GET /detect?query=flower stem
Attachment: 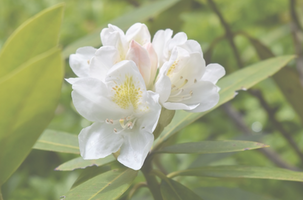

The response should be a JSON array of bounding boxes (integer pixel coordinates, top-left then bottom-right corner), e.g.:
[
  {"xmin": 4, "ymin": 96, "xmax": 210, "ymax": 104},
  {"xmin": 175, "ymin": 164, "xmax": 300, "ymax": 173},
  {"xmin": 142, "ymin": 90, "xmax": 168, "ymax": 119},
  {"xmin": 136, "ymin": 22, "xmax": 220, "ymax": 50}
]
[
  {"xmin": 0, "ymin": 188, "xmax": 3, "ymax": 200},
  {"xmin": 141, "ymin": 158, "xmax": 163, "ymax": 200}
]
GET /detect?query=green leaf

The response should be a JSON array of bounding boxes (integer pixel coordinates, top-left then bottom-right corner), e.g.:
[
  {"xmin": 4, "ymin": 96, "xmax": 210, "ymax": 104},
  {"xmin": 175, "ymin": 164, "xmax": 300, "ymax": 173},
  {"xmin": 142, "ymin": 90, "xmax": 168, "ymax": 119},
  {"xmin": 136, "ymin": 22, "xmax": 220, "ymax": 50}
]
[
  {"xmin": 55, "ymin": 156, "xmax": 115, "ymax": 171},
  {"xmin": 194, "ymin": 187, "xmax": 277, "ymax": 200},
  {"xmin": 153, "ymin": 55, "xmax": 295, "ymax": 150},
  {"xmin": 0, "ymin": 4, "xmax": 64, "ymax": 79},
  {"xmin": 244, "ymin": 34, "xmax": 303, "ymax": 125},
  {"xmin": 0, "ymin": 48, "xmax": 63, "ymax": 186},
  {"xmin": 167, "ymin": 165, "xmax": 303, "ymax": 182},
  {"xmin": 156, "ymin": 140, "xmax": 268, "ymax": 154},
  {"xmin": 64, "ymin": 167, "xmax": 138, "ymax": 200},
  {"xmin": 33, "ymin": 130, "xmax": 79, "ymax": 154},
  {"xmin": 62, "ymin": 0, "xmax": 180, "ymax": 58},
  {"xmin": 160, "ymin": 178, "xmax": 203, "ymax": 200}
]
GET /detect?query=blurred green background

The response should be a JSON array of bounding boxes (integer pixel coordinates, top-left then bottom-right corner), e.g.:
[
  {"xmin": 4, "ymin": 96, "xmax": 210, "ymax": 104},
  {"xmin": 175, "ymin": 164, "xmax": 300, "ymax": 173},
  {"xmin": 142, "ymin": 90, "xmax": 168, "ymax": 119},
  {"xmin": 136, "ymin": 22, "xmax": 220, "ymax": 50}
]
[{"xmin": 1, "ymin": 0, "xmax": 303, "ymax": 199}]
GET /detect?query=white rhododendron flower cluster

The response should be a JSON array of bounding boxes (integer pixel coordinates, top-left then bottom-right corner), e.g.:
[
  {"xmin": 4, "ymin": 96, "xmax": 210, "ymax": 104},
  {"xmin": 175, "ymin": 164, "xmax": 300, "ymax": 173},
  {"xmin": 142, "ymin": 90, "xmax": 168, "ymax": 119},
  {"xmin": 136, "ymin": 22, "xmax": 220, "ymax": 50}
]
[{"xmin": 67, "ymin": 23, "xmax": 225, "ymax": 170}]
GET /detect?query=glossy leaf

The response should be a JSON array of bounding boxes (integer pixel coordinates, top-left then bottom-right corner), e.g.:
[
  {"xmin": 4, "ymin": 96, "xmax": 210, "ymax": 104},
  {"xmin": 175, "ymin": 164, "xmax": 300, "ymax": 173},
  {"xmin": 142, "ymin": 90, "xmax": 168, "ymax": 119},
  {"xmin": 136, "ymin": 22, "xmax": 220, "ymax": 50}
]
[
  {"xmin": 0, "ymin": 48, "xmax": 63, "ymax": 186},
  {"xmin": 55, "ymin": 155, "xmax": 115, "ymax": 171},
  {"xmin": 156, "ymin": 140, "xmax": 268, "ymax": 154},
  {"xmin": 0, "ymin": 4, "xmax": 64, "ymax": 79},
  {"xmin": 62, "ymin": 0, "xmax": 180, "ymax": 58},
  {"xmin": 153, "ymin": 55, "xmax": 295, "ymax": 150},
  {"xmin": 64, "ymin": 167, "xmax": 138, "ymax": 200},
  {"xmin": 245, "ymin": 34, "xmax": 303, "ymax": 125},
  {"xmin": 160, "ymin": 178, "xmax": 203, "ymax": 200},
  {"xmin": 195, "ymin": 187, "xmax": 277, "ymax": 200},
  {"xmin": 33, "ymin": 130, "xmax": 79, "ymax": 154},
  {"xmin": 168, "ymin": 165, "xmax": 303, "ymax": 182}
]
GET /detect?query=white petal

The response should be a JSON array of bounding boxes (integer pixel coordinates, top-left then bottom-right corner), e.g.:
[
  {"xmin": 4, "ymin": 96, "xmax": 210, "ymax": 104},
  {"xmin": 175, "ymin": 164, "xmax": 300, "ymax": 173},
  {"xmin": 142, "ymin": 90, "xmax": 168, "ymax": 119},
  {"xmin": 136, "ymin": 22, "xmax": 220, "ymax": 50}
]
[
  {"xmin": 118, "ymin": 130, "xmax": 154, "ymax": 170},
  {"xmin": 145, "ymin": 43, "xmax": 158, "ymax": 89},
  {"xmin": 184, "ymin": 81, "xmax": 220, "ymax": 112},
  {"xmin": 125, "ymin": 40, "xmax": 151, "ymax": 87},
  {"xmin": 65, "ymin": 77, "xmax": 81, "ymax": 84},
  {"xmin": 167, "ymin": 32, "xmax": 187, "ymax": 52},
  {"xmin": 163, "ymin": 101, "xmax": 199, "ymax": 110},
  {"xmin": 126, "ymin": 23, "xmax": 151, "ymax": 46},
  {"xmin": 136, "ymin": 91, "xmax": 162, "ymax": 132},
  {"xmin": 180, "ymin": 40, "xmax": 203, "ymax": 55},
  {"xmin": 100, "ymin": 24, "xmax": 128, "ymax": 58},
  {"xmin": 202, "ymin": 63, "xmax": 226, "ymax": 84},
  {"xmin": 79, "ymin": 122, "xmax": 123, "ymax": 159},
  {"xmin": 69, "ymin": 46, "xmax": 97, "ymax": 77},
  {"xmin": 155, "ymin": 68, "xmax": 172, "ymax": 104},
  {"xmin": 72, "ymin": 78, "xmax": 123, "ymax": 122},
  {"xmin": 89, "ymin": 46, "xmax": 119, "ymax": 81},
  {"xmin": 106, "ymin": 60, "xmax": 146, "ymax": 90},
  {"xmin": 152, "ymin": 29, "xmax": 173, "ymax": 67}
]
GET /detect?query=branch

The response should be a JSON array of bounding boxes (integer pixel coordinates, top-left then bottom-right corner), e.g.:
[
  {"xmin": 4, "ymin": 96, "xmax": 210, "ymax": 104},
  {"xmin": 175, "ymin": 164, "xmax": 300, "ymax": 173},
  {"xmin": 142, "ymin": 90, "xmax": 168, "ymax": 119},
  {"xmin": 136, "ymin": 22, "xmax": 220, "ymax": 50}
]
[
  {"xmin": 207, "ymin": 0, "xmax": 244, "ymax": 68},
  {"xmin": 222, "ymin": 102, "xmax": 299, "ymax": 171},
  {"xmin": 249, "ymin": 89, "xmax": 303, "ymax": 165}
]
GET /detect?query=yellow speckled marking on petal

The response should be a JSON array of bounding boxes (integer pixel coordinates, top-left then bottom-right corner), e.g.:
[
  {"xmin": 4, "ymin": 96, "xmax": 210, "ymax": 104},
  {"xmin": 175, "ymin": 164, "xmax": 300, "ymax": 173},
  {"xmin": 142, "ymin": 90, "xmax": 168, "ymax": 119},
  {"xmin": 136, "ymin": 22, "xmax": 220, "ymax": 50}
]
[
  {"xmin": 167, "ymin": 60, "xmax": 178, "ymax": 77},
  {"xmin": 112, "ymin": 75, "xmax": 142, "ymax": 110}
]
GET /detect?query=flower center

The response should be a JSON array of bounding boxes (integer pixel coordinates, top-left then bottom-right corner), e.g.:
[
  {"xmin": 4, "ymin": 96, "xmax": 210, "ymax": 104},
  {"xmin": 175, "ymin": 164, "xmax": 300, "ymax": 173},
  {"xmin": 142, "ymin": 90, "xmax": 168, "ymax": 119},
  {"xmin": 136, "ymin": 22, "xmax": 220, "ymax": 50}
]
[{"xmin": 112, "ymin": 75, "xmax": 143, "ymax": 110}]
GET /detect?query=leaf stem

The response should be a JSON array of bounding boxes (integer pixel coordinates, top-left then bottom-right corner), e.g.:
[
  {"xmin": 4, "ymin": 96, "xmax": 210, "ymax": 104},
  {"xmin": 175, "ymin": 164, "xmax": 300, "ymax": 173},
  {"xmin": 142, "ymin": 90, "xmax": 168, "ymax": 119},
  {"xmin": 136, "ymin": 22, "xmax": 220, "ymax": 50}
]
[
  {"xmin": 126, "ymin": 182, "xmax": 147, "ymax": 200},
  {"xmin": 141, "ymin": 157, "xmax": 163, "ymax": 200}
]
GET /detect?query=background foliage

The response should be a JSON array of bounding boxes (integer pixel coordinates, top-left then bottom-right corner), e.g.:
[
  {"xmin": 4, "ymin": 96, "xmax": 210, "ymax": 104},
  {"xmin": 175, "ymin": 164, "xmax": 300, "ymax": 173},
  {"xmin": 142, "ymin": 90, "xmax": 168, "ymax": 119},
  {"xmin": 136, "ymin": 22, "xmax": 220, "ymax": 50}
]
[{"xmin": 1, "ymin": 0, "xmax": 303, "ymax": 199}]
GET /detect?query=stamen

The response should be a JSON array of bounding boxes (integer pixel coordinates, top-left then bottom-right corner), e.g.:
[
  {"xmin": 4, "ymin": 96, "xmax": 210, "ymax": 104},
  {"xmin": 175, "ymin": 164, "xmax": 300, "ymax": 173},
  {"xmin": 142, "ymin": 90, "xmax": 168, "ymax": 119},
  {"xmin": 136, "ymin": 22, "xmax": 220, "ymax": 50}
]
[
  {"xmin": 114, "ymin": 128, "xmax": 117, "ymax": 133},
  {"xmin": 194, "ymin": 79, "xmax": 197, "ymax": 83},
  {"xmin": 180, "ymin": 76, "xmax": 183, "ymax": 79},
  {"xmin": 106, "ymin": 119, "xmax": 110, "ymax": 124},
  {"xmin": 170, "ymin": 89, "xmax": 183, "ymax": 97},
  {"xmin": 87, "ymin": 60, "xmax": 90, "ymax": 64},
  {"xmin": 109, "ymin": 119, "xmax": 114, "ymax": 124},
  {"xmin": 119, "ymin": 119, "xmax": 125, "ymax": 128}
]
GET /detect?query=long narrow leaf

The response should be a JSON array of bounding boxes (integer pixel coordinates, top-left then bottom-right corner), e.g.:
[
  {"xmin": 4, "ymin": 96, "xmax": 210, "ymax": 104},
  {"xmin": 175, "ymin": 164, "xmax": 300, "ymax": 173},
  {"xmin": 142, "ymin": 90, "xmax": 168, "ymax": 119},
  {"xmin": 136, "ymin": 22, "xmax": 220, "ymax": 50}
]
[
  {"xmin": 168, "ymin": 166, "xmax": 303, "ymax": 182},
  {"xmin": 156, "ymin": 140, "xmax": 268, "ymax": 154}
]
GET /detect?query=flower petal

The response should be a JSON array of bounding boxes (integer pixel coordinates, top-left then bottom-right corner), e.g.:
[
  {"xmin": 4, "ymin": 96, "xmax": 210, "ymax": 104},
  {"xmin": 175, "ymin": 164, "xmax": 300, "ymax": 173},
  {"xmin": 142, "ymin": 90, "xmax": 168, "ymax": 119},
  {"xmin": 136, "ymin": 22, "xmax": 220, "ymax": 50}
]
[
  {"xmin": 163, "ymin": 101, "xmax": 199, "ymax": 110},
  {"xmin": 184, "ymin": 81, "xmax": 220, "ymax": 112},
  {"xmin": 145, "ymin": 43, "xmax": 158, "ymax": 89},
  {"xmin": 118, "ymin": 130, "xmax": 154, "ymax": 170},
  {"xmin": 155, "ymin": 68, "xmax": 172, "ymax": 104},
  {"xmin": 126, "ymin": 23, "xmax": 151, "ymax": 46},
  {"xmin": 180, "ymin": 40, "xmax": 203, "ymax": 55},
  {"xmin": 101, "ymin": 24, "xmax": 128, "ymax": 59},
  {"xmin": 79, "ymin": 122, "xmax": 123, "ymax": 159},
  {"xmin": 136, "ymin": 91, "xmax": 162, "ymax": 132},
  {"xmin": 125, "ymin": 40, "xmax": 151, "ymax": 87},
  {"xmin": 152, "ymin": 29, "xmax": 173, "ymax": 67},
  {"xmin": 72, "ymin": 78, "xmax": 123, "ymax": 122},
  {"xmin": 69, "ymin": 46, "xmax": 97, "ymax": 77},
  {"xmin": 166, "ymin": 32, "xmax": 187, "ymax": 52},
  {"xmin": 89, "ymin": 46, "xmax": 120, "ymax": 81},
  {"xmin": 202, "ymin": 63, "xmax": 226, "ymax": 84}
]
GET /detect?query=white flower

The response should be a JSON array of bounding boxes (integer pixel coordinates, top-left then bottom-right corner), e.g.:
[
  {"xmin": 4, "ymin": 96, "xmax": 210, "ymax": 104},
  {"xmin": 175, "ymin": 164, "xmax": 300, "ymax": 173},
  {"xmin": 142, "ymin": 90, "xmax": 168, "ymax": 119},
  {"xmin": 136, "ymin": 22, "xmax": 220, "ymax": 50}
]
[
  {"xmin": 153, "ymin": 30, "xmax": 225, "ymax": 112},
  {"xmin": 70, "ymin": 60, "xmax": 161, "ymax": 170},
  {"xmin": 68, "ymin": 23, "xmax": 158, "ymax": 90}
]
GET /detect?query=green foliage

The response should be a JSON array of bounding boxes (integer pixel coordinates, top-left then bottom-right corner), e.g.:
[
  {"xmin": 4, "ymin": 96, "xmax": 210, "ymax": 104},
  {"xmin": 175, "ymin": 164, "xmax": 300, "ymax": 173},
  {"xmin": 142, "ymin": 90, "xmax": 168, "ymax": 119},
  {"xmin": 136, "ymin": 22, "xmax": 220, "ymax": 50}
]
[
  {"xmin": 64, "ymin": 167, "xmax": 138, "ymax": 199},
  {"xmin": 33, "ymin": 130, "xmax": 79, "ymax": 154},
  {"xmin": 56, "ymin": 156, "xmax": 115, "ymax": 171},
  {"xmin": 160, "ymin": 178, "xmax": 203, "ymax": 200},
  {"xmin": 2, "ymin": 0, "xmax": 303, "ymax": 199},
  {"xmin": 156, "ymin": 140, "xmax": 268, "ymax": 154},
  {"xmin": 167, "ymin": 165, "xmax": 303, "ymax": 182},
  {"xmin": 0, "ymin": 4, "xmax": 64, "ymax": 187}
]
